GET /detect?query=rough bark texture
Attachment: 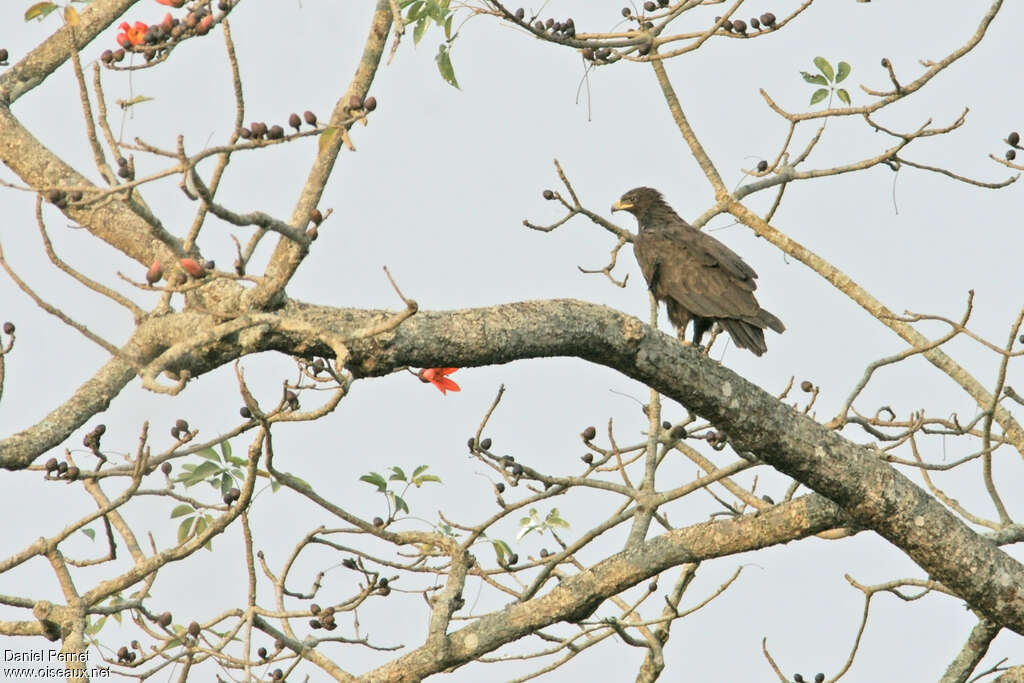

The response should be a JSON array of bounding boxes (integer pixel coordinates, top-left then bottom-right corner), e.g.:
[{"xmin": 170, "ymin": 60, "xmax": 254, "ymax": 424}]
[{"xmin": 3, "ymin": 298, "xmax": 1022, "ymax": 637}]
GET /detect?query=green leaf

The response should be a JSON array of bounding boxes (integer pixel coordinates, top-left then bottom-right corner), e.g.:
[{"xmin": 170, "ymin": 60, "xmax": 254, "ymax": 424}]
[
  {"xmin": 444, "ymin": 14, "xmax": 454, "ymax": 41},
  {"xmin": 85, "ymin": 616, "xmax": 106, "ymax": 636},
  {"xmin": 405, "ymin": 0, "xmax": 423, "ymax": 20},
  {"xmin": 177, "ymin": 517, "xmax": 195, "ymax": 543},
  {"xmin": 198, "ymin": 447, "xmax": 221, "ymax": 462},
  {"xmin": 836, "ymin": 61, "xmax": 851, "ymax": 83},
  {"xmin": 436, "ymin": 45, "xmax": 460, "ymax": 89},
  {"xmin": 24, "ymin": 2, "xmax": 57, "ymax": 21},
  {"xmin": 809, "ymin": 88, "xmax": 829, "ymax": 105},
  {"xmin": 413, "ymin": 16, "xmax": 429, "ymax": 45},
  {"xmin": 170, "ymin": 504, "xmax": 195, "ymax": 519},
  {"xmin": 219, "ymin": 440, "xmax": 232, "ymax": 460},
  {"xmin": 425, "ymin": 0, "xmax": 446, "ymax": 22},
  {"xmin": 813, "ymin": 56, "xmax": 834, "ymax": 82},
  {"xmin": 389, "ymin": 466, "xmax": 407, "ymax": 482},
  {"xmin": 220, "ymin": 472, "xmax": 232, "ymax": 495},
  {"xmin": 191, "ymin": 460, "xmax": 222, "ymax": 480},
  {"xmin": 394, "ymin": 494, "xmax": 410, "ymax": 515},
  {"xmin": 491, "ymin": 539, "xmax": 512, "ymax": 562},
  {"xmin": 799, "ymin": 71, "xmax": 828, "ymax": 86},
  {"xmin": 836, "ymin": 88, "xmax": 851, "ymax": 105},
  {"xmin": 81, "ymin": 528, "xmax": 96, "ymax": 541},
  {"xmin": 414, "ymin": 474, "xmax": 442, "ymax": 487},
  {"xmin": 359, "ymin": 472, "xmax": 388, "ymax": 492},
  {"xmin": 412, "ymin": 465, "xmax": 429, "ymax": 478}
]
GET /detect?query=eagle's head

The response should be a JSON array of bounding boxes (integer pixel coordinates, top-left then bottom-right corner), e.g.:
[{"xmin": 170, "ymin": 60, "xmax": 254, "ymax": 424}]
[{"xmin": 611, "ymin": 187, "xmax": 666, "ymax": 219}]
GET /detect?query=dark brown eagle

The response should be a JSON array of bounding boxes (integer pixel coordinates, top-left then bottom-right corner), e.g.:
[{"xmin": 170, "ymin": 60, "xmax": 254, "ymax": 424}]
[{"xmin": 612, "ymin": 187, "xmax": 784, "ymax": 356}]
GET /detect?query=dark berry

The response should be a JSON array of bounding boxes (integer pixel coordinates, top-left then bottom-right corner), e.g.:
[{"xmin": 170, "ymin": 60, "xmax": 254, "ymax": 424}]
[
  {"xmin": 582, "ymin": 48, "xmax": 594, "ymax": 60},
  {"xmin": 760, "ymin": 12, "xmax": 776, "ymax": 26},
  {"xmin": 117, "ymin": 646, "xmax": 128, "ymax": 660},
  {"xmin": 514, "ymin": 8, "xmax": 525, "ymax": 20},
  {"xmin": 113, "ymin": 49, "xmax": 125, "ymax": 62},
  {"xmin": 288, "ymin": 113, "xmax": 301, "ymax": 131},
  {"xmin": 65, "ymin": 466, "xmax": 79, "ymax": 480},
  {"xmin": 581, "ymin": 453, "xmax": 593, "ymax": 464},
  {"xmin": 378, "ymin": 577, "xmax": 389, "ymax": 588},
  {"xmin": 57, "ymin": 462, "xmax": 68, "ymax": 474},
  {"xmin": 814, "ymin": 675, "xmax": 824, "ymax": 683},
  {"xmin": 542, "ymin": 189, "xmax": 554, "ymax": 200},
  {"xmin": 364, "ymin": 97, "xmax": 377, "ymax": 111},
  {"xmin": 481, "ymin": 438, "xmax": 492, "ymax": 450},
  {"xmin": 158, "ymin": 612, "xmax": 172, "ymax": 627},
  {"xmin": 794, "ymin": 675, "xmax": 804, "ymax": 683},
  {"xmin": 310, "ymin": 208, "xmax": 323, "ymax": 225},
  {"xmin": 250, "ymin": 121, "xmax": 267, "ymax": 138},
  {"xmin": 750, "ymin": 17, "xmax": 760, "ymax": 29},
  {"xmin": 161, "ymin": 462, "xmax": 172, "ymax": 475},
  {"xmin": 131, "ymin": 641, "xmax": 140, "ymax": 650},
  {"xmin": 757, "ymin": 160, "xmax": 768, "ymax": 172},
  {"xmin": 257, "ymin": 647, "xmax": 268, "ymax": 659},
  {"xmin": 272, "ymin": 669, "xmax": 283, "ymax": 680},
  {"xmin": 648, "ymin": 581, "xmax": 657, "ymax": 591},
  {"xmin": 188, "ymin": 621, "xmax": 200, "ymax": 637},
  {"xmin": 732, "ymin": 19, "xmax": 746, "ymax": 33},
  {"xmin": 545, "ymin": 18, "xmax": 554, "ymax": 28},
  {"xmin": 658, "ymin": 0, "xmax": 669, "ymax": 5},
  {"xmin": 229, "ymin": 487, "xmax": 240, "ymax": 501},
  {"xmin": 45, "ymin": 458, "xmax": 58, "ymax": 472},
  {"xmin": 496, "ymin": 482, "xmax": 505, "ymax": 493},
  {"xmin": 240, "ymin": 406, "xmax": 252, "ymax": 418},
  {"xmin": 508, "ymin": 553, "xmax": 519, "ymax": 565},
  {"xmin": 1008, "ymin": 131, "xmax": 1020, "ymax": 146},
  {"xmin": 622, "ymin": 7, "xmax": 631, "ymax": 18},
  {"xmin": 309, "ymin": 619, "xmax": 321, "ymax": 629},
  {"xmin": 2, "ymin": 321, "xmax": 14, "ymax": 334},
  {"xmin": 349, "ymin": 94, "xmax": 363, "ymax": 110},
  {"xmin": 373, "ymin": 517, "xmax": 384, "ymax": 527},
  {"xmin": 1007, "ymin": 150, "xmax": 1017, "ymax": 161},
  {"xmin": 880, "ymin": 58, "xmax": 890, "ymax": 68},
  {"xmin": 310, "ymin": 603, "xmax": 321, "ymax": 614},
  {"xmin": 800, "ymin": 380, "xmax": 813, "ymax": 392},
  {"xmin": 762, "ymin": 494, "xmax": 775, "ymax": 504},
  {"xmin": 582, "ymin": 426, "xmax": 597, "ymax": 441},
  {"xmin": 117, "ymin": 166, "xmax": 131, "ymax": 179},
  {"xmin": 643, "ymin": 1, "xmax": 656, "ymax": 11},
  {"xmin": 101, "ymin": 50, "xmax": 114, "ymax": 63},
  {"xmin": 467, "ymin": 437, "xmax": 476, "ymax": 450},
  {"xmin": 0, "ymin": 49, "xmax": 8, "ymax": 63},
  {"xmin": 267, "ymin": 125, "xmax": 284, "ymax": 140},
  {"xmin": 303, "ymin": 110, "xmax": 317, "ymax": 126},
  {"xmin": 511, "ymin": 463, "xmax": 523, "ymax": 475},
  {"xmin": 175, "ymin": 419, "xmax": 188, "ymax": 432}
]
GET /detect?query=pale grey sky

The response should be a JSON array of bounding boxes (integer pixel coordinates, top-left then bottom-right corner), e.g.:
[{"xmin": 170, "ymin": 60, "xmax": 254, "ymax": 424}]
[{"xmin": 1, "ymin": 1, "xmax": 1022, "ymax": 680}]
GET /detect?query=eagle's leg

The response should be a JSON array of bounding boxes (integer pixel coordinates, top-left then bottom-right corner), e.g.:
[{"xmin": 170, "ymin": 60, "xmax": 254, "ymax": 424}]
[{"xmin": 691, "ymin": 316, "xmax": 713, "ymax": 349}]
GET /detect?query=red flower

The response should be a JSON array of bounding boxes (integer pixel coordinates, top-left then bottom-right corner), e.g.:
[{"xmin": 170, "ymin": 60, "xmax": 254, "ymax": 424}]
[
  {"xmin": 418, "ymin": 368, "xmax": 460, "ymax": 395},
  {"xmin": 156, "ymin": 0, "xmax": 186, "ymax": 7},
  {"xmin": 117, "ymin": 21, "xmax": 149, "ymax": 47}
]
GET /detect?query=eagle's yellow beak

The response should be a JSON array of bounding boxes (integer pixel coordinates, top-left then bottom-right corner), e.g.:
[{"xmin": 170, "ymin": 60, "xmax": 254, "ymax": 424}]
[{"xmin": 611, "ymin": 199, "xmax": 633, "ymax": 212}]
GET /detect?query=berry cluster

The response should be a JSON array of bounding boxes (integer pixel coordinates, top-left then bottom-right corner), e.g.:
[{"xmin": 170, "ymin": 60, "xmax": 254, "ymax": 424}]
[
  {"xmin": 509, "ymin": 7, "xmax": 577, "ymax": 39},
  {"xmin": 239, "ymin": 110, "xmax": 320, "ymax": 141},
  {"xmin": 715, "ymin": 12, "xmax": 777, "ymax": 34},
  {"xmin": 43, "ymin": 188, "xmax": 84, "ymax": 208},
  {"xmin": 101, "ymin": 2, "xmax": 234, "ymax": 66},
  {"xmin": 308, "ymin": 603, "xmax": 339, "ymax": 631},
  {"xmin": 1005, "ymin": 130, "xmax": 1021, "ymax": 161},
  {"xmin": 44, "ymin": 457, "xmax": 80, "ymax": 481},
  {"xmin": 114, "ymin": 642, "xmax": 139, "ymax": 664}
]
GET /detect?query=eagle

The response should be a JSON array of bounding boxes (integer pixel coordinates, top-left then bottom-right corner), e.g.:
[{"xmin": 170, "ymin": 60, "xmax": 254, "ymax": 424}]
[{"xmin": 612, "ymin": 187, "xmax": 784, "ymax": 356}]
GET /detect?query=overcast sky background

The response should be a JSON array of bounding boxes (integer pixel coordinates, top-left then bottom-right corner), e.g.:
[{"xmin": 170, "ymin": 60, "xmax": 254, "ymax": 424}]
[{"xmin": 1, "ymin": 0, "xmax": 1023, "ymax": 680}]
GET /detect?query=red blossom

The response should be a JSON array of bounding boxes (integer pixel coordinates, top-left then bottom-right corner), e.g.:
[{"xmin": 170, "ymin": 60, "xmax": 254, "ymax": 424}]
[
  {"xmin": 418, "ymin": 368, "xmax": 460, "ymax": 395},
  {"xmin": 117, "ymin": 21, "xmax": 149, "ymax": 47},
  {"xmin": 156, "ymin": 0, "xmax": 186, "ymax": 7}
]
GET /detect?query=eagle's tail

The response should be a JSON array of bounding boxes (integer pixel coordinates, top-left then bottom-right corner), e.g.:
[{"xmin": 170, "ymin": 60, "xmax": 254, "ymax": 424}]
[
  {"xmin": 758, "ymin": 309, "xmax": 785, "ymax": 333},
  {"xmin": 719, "ymin": 310, "xmax": 784, "ymax": 356},
  {"xmin": 719, "ymin": 319, "xmax": 768, "ymax": 356}
]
